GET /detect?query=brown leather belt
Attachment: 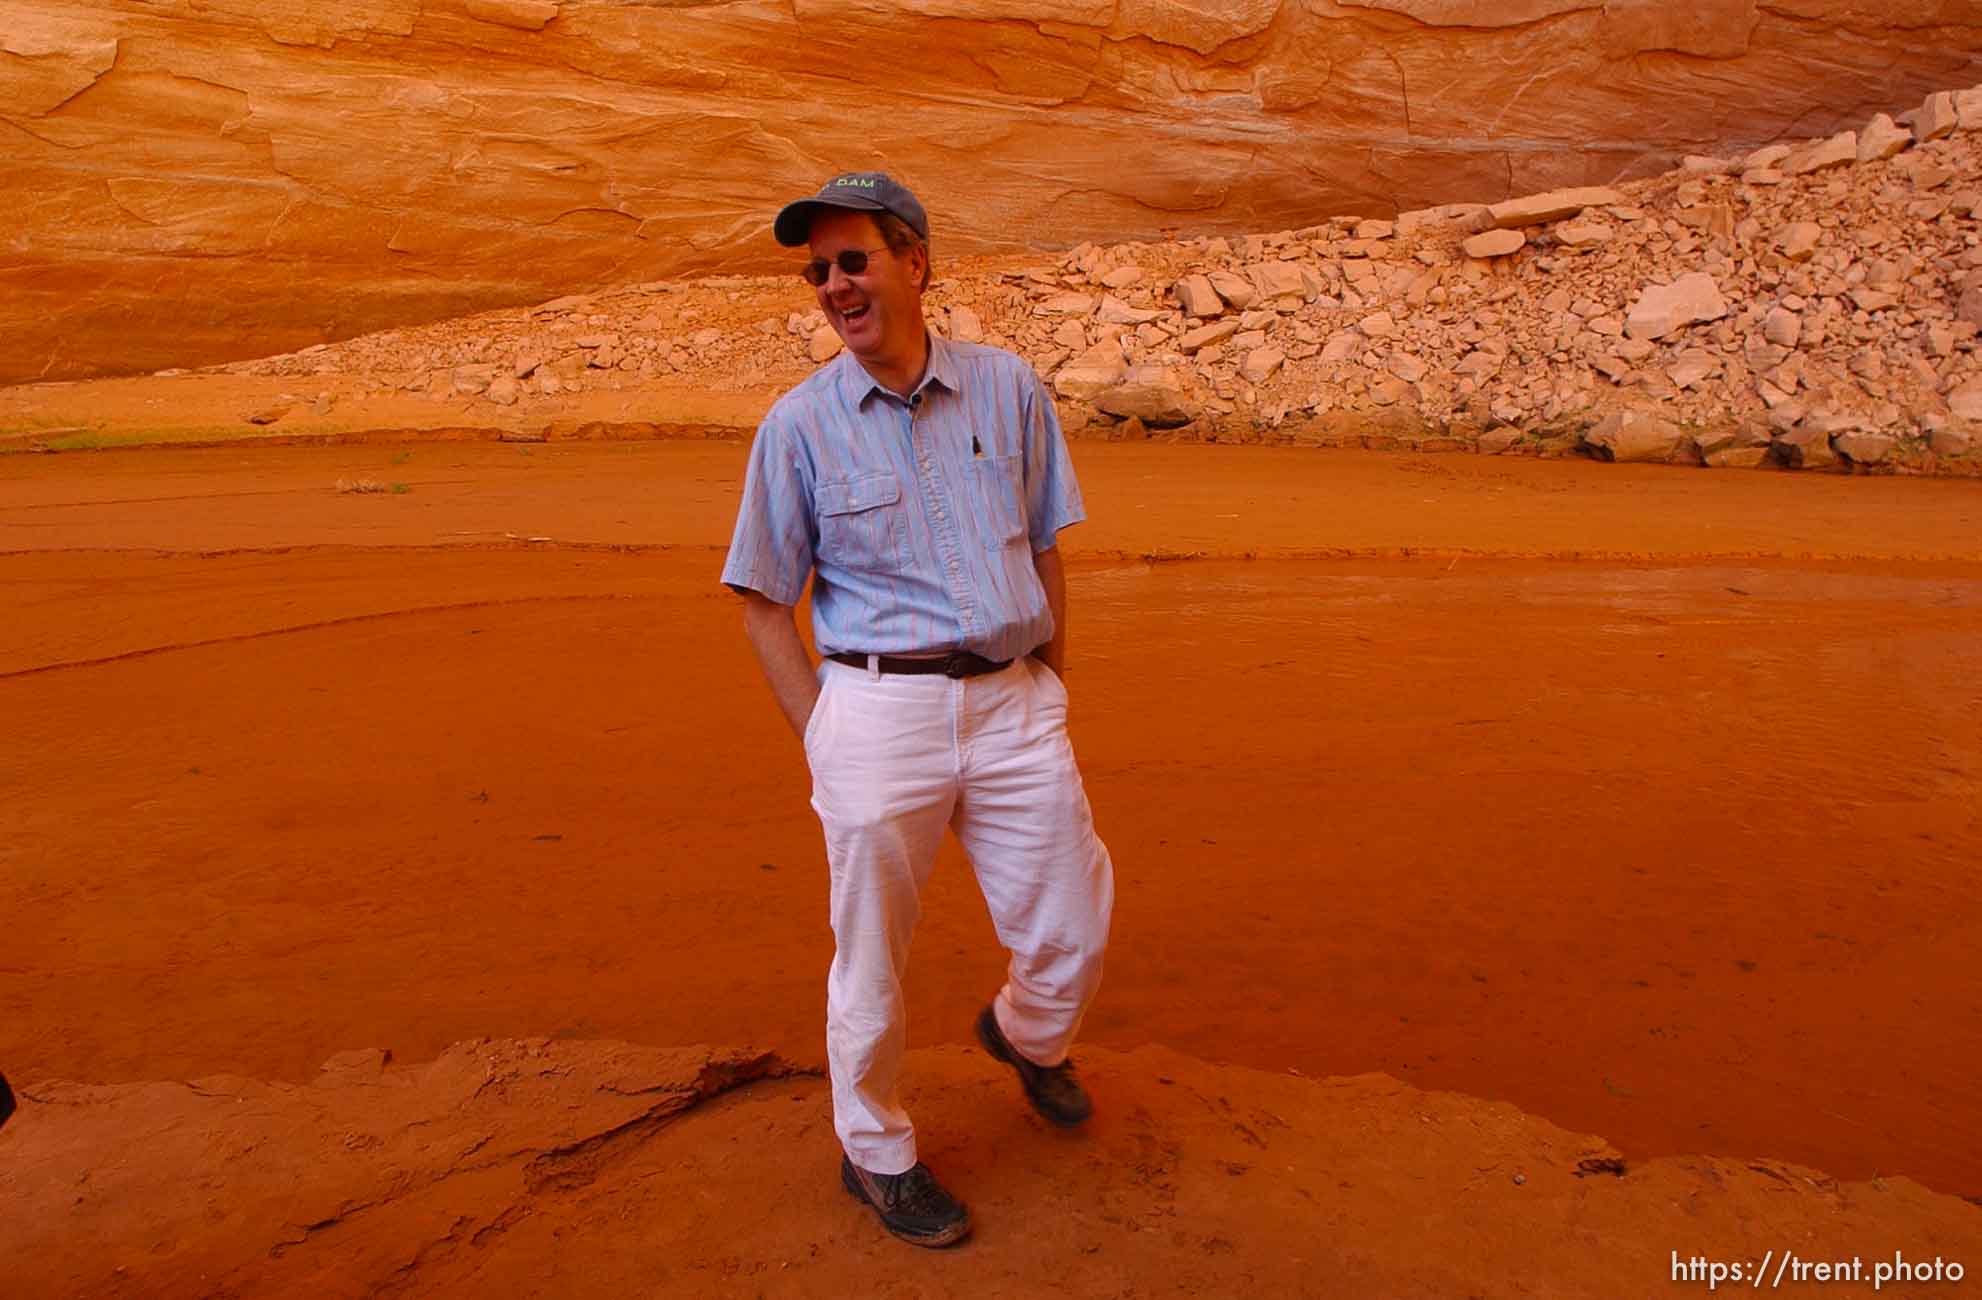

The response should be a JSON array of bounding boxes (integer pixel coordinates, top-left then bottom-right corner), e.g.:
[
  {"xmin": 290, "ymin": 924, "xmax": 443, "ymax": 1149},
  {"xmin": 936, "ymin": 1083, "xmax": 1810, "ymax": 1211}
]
[{"xmin": 828, "ymin": 650, "xmax": 1014, "ymax": 679}]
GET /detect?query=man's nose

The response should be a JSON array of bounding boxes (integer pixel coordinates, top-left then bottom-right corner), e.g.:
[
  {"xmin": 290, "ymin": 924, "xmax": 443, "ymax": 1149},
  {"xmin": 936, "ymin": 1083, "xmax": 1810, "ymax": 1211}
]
[{"xmin": 824, "ymin": 260, "xmax": 855, "ymax": 294}]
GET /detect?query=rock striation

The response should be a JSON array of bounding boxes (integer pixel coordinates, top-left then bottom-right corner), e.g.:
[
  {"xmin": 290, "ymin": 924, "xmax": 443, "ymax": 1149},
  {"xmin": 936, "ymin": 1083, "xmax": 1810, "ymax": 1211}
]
[
  {"xmin": 165, "ymin": 80, "xmax": 1982, "ymax": 476},
  {"xmin": 4, "ymin": 0, "xmax": 1982, "ymax": 383}
]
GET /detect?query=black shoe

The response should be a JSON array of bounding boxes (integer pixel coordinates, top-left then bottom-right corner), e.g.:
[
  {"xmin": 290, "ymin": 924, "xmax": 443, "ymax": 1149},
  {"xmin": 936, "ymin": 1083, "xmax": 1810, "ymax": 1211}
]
[
  {"xmin": 840, "ymin": 1157, "xmax": 972, "ymax": 1248},
  {"xmin": 976, "ymin": 1004, "xmax": 1092, "ymax": 1128}
]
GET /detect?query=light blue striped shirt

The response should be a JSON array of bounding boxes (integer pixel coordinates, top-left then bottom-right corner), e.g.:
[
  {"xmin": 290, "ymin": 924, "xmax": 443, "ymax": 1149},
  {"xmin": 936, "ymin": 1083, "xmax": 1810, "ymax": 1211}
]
[{"xmin": 721, "ymin": 334, "xmax": 1085, "ymax": 663}]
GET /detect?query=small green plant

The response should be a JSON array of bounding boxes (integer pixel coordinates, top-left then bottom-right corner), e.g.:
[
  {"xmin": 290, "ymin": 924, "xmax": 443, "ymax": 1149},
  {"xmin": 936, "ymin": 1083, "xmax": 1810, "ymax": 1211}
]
[
  {"xmin": 389, "ymin": 481, "xmax": 411, "ymax": 494},
  {"xmin": 389, "ymin": 450, "xmax": 412, "ymax": 465}
]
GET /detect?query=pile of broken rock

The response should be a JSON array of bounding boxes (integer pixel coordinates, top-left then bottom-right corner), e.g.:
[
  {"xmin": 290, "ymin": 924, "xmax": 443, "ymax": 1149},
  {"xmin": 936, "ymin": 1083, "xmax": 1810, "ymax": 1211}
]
[{"xmin": 223, "ymin": 84, "xmax": 1982, "ymax": 474}]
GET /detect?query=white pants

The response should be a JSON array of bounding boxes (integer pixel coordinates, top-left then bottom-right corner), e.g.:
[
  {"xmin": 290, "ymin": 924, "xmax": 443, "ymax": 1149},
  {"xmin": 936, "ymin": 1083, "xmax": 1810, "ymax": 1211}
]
[{"xmin": 805, "ymin": 654, "xmax": 1115, "ymax": 1175}]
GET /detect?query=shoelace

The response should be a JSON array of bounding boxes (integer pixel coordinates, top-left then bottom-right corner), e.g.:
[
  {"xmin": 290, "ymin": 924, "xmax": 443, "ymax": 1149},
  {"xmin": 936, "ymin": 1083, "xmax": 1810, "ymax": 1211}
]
[
  {"xmin": 1036, "ymin": 1059, "xmax": 1079, "ymax": 1088},
  {"xmin": 881, "ymin": 1165, "xmax": 951, "ymax": 1215}
]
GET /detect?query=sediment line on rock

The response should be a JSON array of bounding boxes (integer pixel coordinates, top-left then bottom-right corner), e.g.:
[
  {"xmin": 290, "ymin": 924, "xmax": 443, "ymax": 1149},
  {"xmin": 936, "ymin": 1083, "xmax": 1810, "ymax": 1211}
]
[{"xmin": 14, "ymin": 74, "xmax": 1982, "ymax": 476}]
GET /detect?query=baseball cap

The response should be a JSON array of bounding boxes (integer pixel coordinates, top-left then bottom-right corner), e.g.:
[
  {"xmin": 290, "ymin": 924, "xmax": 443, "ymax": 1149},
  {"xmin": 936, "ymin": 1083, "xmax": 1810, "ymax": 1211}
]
[{"xmin": 774, "ymin": 172, "xmax": 930, "ymax": 247}]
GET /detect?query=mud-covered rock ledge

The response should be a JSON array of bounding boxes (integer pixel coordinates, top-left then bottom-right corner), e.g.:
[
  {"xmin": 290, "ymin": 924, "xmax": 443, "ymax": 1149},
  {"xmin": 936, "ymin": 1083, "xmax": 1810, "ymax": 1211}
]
[{"xmin": 2, "ymin": 1038, "xmax": 1977, "ymax": 1297}]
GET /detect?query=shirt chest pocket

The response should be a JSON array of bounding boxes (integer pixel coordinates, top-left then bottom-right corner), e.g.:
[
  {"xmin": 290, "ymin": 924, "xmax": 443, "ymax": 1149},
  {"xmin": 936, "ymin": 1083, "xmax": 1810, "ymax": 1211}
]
[
  {"xmin": 817, "ymin": 472, "xmax": 905, "ymax": 571},
  {"xmin": 972, "ymin": 452, "xmax": 1027, "ymax": 549}
]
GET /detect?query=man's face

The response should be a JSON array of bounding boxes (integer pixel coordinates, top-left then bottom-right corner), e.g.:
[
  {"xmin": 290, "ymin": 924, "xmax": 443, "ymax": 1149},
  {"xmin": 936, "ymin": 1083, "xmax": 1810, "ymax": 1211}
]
[{"xmin": 808, "ymin": 209, "xmax": 925, "ymax": 367}]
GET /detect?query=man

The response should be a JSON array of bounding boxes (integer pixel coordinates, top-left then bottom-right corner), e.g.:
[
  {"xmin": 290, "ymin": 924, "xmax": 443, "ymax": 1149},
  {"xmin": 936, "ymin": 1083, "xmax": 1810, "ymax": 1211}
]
[{"xmin": 721, "ymin": 172, "xmax": 1115, "ymax": 1249}]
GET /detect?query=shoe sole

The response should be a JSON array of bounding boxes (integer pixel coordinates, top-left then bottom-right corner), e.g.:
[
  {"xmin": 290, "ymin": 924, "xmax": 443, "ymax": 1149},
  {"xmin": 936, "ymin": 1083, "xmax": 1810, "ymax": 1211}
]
[
  {"xmin": 975, "ymin": 1009, "xmax": 1090, "ymax": 1129},
  {"xmin": 840, "ymin": 1162, "xmax": 972, "ymax": 1249}
]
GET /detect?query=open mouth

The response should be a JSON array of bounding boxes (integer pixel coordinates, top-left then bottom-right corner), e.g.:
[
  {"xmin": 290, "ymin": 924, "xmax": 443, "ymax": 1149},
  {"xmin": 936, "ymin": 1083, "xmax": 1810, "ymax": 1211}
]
[{"xmin": 839, "ymin": 302, "xmax": 871, "ymax": 324}]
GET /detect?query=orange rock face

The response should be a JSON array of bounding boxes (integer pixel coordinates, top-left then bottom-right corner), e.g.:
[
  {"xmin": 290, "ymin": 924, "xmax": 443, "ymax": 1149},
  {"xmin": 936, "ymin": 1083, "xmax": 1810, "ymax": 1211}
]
[{"xmin": 5, "ymin": 0, "xmax": 1981, "ymax": 382}]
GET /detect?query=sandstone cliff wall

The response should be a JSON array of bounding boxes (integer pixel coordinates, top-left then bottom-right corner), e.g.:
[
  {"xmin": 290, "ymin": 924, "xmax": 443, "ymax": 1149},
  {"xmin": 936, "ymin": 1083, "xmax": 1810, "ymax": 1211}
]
[{"xmin": 4, "ymin": 0, "xmax": 1980, "ymax": 383}]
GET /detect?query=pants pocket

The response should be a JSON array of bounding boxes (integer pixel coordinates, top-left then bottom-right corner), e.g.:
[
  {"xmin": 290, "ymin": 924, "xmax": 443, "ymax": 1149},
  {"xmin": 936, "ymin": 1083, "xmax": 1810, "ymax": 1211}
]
[{"xmin": 803, "ymin": 668, "xmax": 834, "ymax": 756}]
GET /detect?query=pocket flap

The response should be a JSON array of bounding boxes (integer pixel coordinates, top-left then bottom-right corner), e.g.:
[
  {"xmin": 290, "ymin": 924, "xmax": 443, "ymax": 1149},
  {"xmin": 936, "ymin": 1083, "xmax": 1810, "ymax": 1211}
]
[{"xmin": 818, "ymin": 473, "xmax": 901, "ymax": 516}]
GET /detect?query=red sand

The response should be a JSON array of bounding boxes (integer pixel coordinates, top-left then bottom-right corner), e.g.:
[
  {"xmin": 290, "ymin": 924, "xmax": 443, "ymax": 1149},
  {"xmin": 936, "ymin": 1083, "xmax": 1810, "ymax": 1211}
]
[{"xmin": 4, "ymin": 441, "xmax": 1981, "ymax": 1200}]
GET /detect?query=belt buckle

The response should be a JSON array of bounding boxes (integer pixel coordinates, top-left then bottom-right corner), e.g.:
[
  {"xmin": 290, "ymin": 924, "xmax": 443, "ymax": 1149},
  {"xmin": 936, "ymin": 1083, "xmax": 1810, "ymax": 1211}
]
[{"xmin": 942, "ymin": 651, "xmax": 971, "ymax": 679}]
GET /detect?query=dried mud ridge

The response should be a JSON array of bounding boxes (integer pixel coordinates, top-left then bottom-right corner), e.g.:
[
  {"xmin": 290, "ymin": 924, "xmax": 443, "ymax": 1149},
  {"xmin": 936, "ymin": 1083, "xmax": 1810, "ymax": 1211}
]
[
  {"xmin": 43, "ymin": 80, "xmax": 1979, "ymax": 479},
  {"xmin": 4, "ymin": 1038, "xmax": 1979, "ymax": 1297}
]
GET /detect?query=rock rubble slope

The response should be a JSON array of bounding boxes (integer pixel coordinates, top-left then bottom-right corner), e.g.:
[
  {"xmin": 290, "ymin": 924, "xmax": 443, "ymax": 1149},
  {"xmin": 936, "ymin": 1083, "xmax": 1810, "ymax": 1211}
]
[
  {"xmin": 182, "ymin": 82, "xmax": 1982, "ymax": 474},
  {"xmin": 5, "ymin": 1038, "xmax": 1978, "ymax": 1297},
  {"xmin": 6, "ymin": 0, "xmax": 1982, "ymax": 383}
]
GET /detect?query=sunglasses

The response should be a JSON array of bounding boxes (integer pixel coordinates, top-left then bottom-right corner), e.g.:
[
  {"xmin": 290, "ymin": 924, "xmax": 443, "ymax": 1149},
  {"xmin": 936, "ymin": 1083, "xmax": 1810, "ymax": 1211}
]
[{"xmin": 801, "ymin": 246, "xmax": 891, "ymax": 286}]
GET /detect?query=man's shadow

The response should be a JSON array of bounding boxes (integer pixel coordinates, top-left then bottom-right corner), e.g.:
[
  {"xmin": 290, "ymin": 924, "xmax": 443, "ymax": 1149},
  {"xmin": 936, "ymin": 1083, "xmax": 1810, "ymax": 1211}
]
[{"xmin": 0, "ymin": 1070, "xmax": 14, "ymax": 1130}]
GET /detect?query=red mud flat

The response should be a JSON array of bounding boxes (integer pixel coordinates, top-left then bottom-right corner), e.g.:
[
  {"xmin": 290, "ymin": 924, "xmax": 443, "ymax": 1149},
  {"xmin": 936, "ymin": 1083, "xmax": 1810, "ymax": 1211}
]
[
  {"xmin": 2, "ymin": 442, "xmax": 1981, "ymax": 1289},
  {"xmin": 4, "ymin": 1038, "xmax": 1979, "ymax": 1299}
]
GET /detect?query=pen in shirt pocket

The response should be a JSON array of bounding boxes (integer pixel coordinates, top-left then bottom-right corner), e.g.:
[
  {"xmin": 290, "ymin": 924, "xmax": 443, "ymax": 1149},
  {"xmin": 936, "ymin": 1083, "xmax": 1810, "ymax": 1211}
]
[{"xmin": 971, "ymin": 435, "xmax": 984, "ymax": 458}]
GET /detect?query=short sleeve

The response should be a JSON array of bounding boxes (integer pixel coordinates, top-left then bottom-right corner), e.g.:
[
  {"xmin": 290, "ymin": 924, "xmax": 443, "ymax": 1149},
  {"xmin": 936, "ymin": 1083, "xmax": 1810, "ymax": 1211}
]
[
  {"xmin": 720, "ymin": 412, "xmax": 815, "ymax": 604},
  {"xmin": 1021, "ymin": 370, "xmax": 1087, "ymax": 551}
]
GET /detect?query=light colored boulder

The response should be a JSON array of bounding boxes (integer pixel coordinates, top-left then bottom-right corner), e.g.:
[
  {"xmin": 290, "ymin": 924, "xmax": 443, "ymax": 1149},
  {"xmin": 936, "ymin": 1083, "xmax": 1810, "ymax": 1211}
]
[
  {"xmin": 1555, "ymin": 221, "xmax": 1614, "ymax": 247},
  {"xmin": 1666, "ymin": 349, "xmax": 1720, "ymax": 389},
  {"xmin": 1462, "ymin": 229, "xmax": 1526, "ymax": 259},
  {"xmin": 1052, "ymin": 346, "xmax": 1128, "ymax": 402},
  {"xmin": 1774, "ymin": 427, "xmax": 1839, "ymax": 469},
  {"xmin": 1957, "ymin": 85, "xmax": 1982, "ymax": 131},
  {"xmin": 1206, "ymin": 270, "xmax": 1256, "ymax": 310},
  {"xmin": 1957, "ymin": 279, "xmax": 1982, "ymax": 329},
  {"xmin": 1783, "ymin": 130, "xmax": 1856, "ymax": 176},
  {"xmin": 1743, "ymin": 143, "xmax": 1795, "ymax": 170},
  {"xmin": 1584, "ymin": 410, "xmax": 1684, "ymax": 463},
  {"xmin": 1949, "ymin": 379, "xmax": 1982, "ymax": 423},
  {"xmin": 1705, "ymin": 446, "xmax": 1772, "ymax": 469},
  {"xmin": 1097, "ymin": 295, "xmax": 1161, "ymax": 325},
  {"xmin": 452, "ymin": 363, "xmax": 496, "ymax": 394},
  {"xmin": 1353, "ymin": 218, "xmax": 1395, "ymax": 240},
  {"xmin": 1929, "ymin": 425, "xmax": 1973, "ymax": 456},
  {"xmin": 1369, "ymin": 377, "xmax": 1415, "ymax": 406},
  {"xmin": 1240, "ymin": 348, "xmax": 1286, "ymax": 384},
  {"xmin": 1178, "ymin": 319, "xmax": 1240, "ymax": 353},
  {"xmin": 1036, "ymin": 292, "xmax": 1094, "ymax": 317},
  {"xmin": 1175, "ymin": 275, "xmax": 1223, "ymax": 318},
  {"xmin": 808, "ymin": 325, "xmax": 843, "ymax": 362},
  {"xmin": 1775, "ymin": 222, "xmax": 1822, "ymax": 262},
  {"xmin": 947, "ymin": 306, "xmax": 983, "ymax": 343},
  {"xmin": 1099, "ymin": 265, "xmax": 1144, "ymax": 289},
  {"xmin": 1487, "ymin": 187, "xmax": 1623, "ymax": 229},
  {"xmin": 1857, "ymin": 113, "xmax": 1910, "ymax": 161},
  {"xmin": 1915, "ymin": 91, "xmax": 1959, "ymax": 142},
  {"xmin": 1244, "ymin": 261, "xmax": 1308, "ymax": 301},
  {"xmin": 1358, "ymin": 312, "xmax": 1399, "ymax": 339},
  {"xmin": 1833, "ymin": 431, "xmax": 1897, "ymax": 464},
  {"xmin": 1624, "ymin": 272, "xmax": 1729, "ymax": 341},
  {"xmin": 1093, "ymin": 365, "xmax": 1192, "ymax": 427},
  {"xmin": 1387, "ymin": 352, "xmax": 1427, "ymax": 383},
  {"xmin": 1763, "ymin": 307, "xmax": 1802, "ymax": 348}
]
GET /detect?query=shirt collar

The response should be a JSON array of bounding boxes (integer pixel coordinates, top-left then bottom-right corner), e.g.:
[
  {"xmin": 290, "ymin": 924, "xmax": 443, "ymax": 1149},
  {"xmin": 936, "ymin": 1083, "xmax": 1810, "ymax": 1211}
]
[{"xmin": 837, "ymin": 330, "xmax": 961, "ymax": 410}]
